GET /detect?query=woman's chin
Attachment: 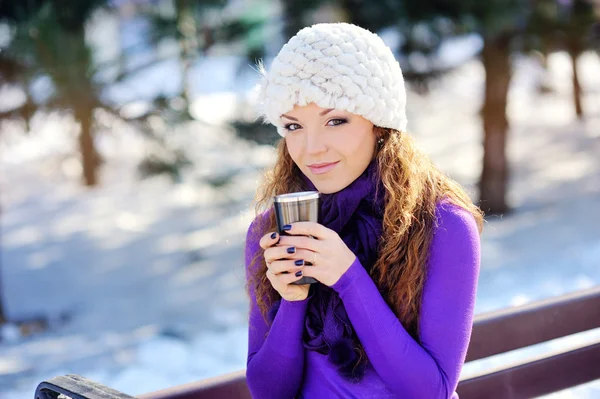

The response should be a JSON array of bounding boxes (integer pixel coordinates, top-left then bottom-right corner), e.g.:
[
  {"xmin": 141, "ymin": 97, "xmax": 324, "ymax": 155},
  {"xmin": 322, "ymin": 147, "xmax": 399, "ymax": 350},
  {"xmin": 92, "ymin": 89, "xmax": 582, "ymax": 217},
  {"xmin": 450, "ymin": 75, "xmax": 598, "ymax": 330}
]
[{"xmin": 312, "ymin": 182, "xmax": 346, "ymax": 194}]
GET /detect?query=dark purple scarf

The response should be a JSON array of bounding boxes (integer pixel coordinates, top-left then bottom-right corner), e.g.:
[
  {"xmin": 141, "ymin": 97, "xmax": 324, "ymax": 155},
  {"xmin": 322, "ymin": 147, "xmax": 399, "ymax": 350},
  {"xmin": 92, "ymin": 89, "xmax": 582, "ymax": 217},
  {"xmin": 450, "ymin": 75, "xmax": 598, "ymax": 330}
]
[{"xmin": 269, "ymin": 160, "xmax": 385, "ymax": 382}]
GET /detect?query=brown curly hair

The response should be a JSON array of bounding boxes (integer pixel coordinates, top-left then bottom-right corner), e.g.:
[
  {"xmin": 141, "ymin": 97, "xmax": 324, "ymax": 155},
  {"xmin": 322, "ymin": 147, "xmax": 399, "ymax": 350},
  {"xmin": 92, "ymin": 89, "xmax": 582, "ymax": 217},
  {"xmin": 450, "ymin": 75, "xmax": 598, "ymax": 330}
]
[{"xmin": 245, "ymin": 126, "xmax": 484, "ymax": 368}]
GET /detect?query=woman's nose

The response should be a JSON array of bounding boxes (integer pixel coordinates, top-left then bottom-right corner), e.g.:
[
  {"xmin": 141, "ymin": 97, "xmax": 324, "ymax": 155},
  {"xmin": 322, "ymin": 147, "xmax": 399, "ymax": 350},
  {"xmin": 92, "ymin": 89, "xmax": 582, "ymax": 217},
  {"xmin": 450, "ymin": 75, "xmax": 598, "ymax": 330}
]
[{"xmin": 305, "ymin": 130, "xmax": 327, "ymax": 155}]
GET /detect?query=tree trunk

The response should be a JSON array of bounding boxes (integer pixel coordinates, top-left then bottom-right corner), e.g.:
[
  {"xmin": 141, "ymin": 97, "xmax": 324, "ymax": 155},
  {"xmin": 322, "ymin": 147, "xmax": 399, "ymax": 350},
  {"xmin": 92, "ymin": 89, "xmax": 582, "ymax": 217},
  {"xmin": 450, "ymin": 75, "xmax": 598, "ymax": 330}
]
[
  {"xmin": 339, "ymin": 0, "xmax": 371, "ymax": 31},
  {"xmin": 175, "ymin": 0, "xmax": 196, "ymax": 105},
  {"xmin": 568, "ymin": 45, "xmax": 584, "ymax": 118},
  {"xmin": 479, "ymin": 38, "xmax": 511, "ymax": 215},
  {"xmin": 536, "ymin": 40, "xmax": 553, "ymax": 94},
  {"xmin": 0, "ymin": 212, "xmax": 5, "ymax": 324},
  {"xmin": 75, "ymin": 105, "xmax": 98, "ymax": 186},
  {"xmin": 281, "ymin": 0, "xmax": 312, "ymax": 40}
]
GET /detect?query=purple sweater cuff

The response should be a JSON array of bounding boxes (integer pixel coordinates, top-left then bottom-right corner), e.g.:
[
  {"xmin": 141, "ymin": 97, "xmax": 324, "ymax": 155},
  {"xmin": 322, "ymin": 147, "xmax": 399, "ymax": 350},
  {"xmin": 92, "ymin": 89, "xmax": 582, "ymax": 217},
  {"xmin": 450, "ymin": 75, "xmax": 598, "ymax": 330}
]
[
  {"xmin": 264, "ymin": 295, "xmax": 311, "ymax": 357},
  {"xmin": 331, "ymin": 256, "xmax": 367, "ymax": 296}
]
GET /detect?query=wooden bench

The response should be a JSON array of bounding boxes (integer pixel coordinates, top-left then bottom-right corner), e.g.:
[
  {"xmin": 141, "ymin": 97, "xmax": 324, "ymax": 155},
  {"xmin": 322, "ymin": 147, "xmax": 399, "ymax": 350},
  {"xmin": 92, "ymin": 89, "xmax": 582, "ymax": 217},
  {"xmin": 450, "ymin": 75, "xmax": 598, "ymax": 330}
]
[{"xmin": 35, "ymin": 286, "xmax": 600, "ymax": 399}]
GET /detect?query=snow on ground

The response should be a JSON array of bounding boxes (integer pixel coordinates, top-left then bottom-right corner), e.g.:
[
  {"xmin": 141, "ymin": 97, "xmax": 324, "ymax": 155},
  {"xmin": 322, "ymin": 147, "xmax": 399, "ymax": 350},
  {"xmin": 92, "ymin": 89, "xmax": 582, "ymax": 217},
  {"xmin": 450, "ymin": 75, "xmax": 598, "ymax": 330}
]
[{"xmin": 1, "ymin": 50, "xmax": 599, "ymax": 397}]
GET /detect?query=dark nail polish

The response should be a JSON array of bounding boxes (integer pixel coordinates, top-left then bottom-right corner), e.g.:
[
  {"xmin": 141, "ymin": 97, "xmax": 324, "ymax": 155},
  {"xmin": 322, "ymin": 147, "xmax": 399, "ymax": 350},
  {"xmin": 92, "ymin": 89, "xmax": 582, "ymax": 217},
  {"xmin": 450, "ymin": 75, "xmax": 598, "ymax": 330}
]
[
  {"xmin": 295, "ymin": 271, "xmax": 302, "ymax": 277},
  {"xmin": 295, "ymin": 259, "xmax": 304, "ymax": 266},
  {"xmin": 270, "ymin": 232, "xmax": 277, "ymax": 239},
  {"xmin": 282, "ymin": 224, "xmax": 292, "ymax": 231},
  {"xmin": 287, "ymin": 246, "xmax": 296, "ymax": 254}
]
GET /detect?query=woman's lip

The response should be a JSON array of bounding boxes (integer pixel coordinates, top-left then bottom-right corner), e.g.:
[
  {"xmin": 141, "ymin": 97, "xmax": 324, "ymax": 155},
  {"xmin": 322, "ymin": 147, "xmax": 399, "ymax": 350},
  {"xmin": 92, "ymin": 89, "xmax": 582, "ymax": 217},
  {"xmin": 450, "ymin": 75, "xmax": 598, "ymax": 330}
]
[{"xmin": 308, "ymin": 161, "xmax": 339, "ymax": 175}]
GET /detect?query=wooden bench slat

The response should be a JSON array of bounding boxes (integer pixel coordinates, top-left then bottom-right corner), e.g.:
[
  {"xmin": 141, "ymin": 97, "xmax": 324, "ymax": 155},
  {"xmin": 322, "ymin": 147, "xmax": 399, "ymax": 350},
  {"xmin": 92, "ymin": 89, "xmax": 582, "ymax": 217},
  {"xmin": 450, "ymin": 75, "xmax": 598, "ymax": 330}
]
[
  {"xmin": 467, "ymin": 286, "xmax": 600, "ymax": 361},
  {"xmin": 138, "ymin": 370, "xmax": 250, "ymax": 399},
  {"xmin": 457, "ymin": 340, "xmax": 600, "ymax": 399}
]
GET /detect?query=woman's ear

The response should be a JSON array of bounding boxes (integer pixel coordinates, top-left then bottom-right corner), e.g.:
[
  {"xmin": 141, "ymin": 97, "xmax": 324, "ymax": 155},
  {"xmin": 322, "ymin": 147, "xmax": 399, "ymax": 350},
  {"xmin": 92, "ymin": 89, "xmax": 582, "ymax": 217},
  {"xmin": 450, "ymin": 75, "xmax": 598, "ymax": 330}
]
[{"xmin": 375, "ymin": 127, "xmax": 385, "ymax": 148}]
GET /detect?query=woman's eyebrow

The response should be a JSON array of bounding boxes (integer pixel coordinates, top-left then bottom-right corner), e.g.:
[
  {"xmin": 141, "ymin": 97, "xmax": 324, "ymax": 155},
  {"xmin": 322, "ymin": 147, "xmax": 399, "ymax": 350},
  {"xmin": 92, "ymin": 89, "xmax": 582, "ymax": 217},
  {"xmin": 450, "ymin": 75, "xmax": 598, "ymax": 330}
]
[{"xmin": 281, "ymin": 109, "xmax": 335, "ymax": 121}]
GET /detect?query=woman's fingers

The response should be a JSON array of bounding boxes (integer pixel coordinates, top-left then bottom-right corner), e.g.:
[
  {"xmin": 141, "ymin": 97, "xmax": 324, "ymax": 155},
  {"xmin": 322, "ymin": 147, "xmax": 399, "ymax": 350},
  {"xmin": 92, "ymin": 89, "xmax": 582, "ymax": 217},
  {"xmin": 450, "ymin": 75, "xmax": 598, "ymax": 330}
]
[
  {"xmin": 281, "ymin": 270, "xmax": 305, "ymax": 285},
  {"xmin": 261, "ymin": 231, "xmax": 316, "ymax": 294},
  {"xmin": 259, "ymin": 231, "xmax": 279, "ymax": 250},
  {"xmin": 266, "ymin": 266, "xmax": 304, "ymax": 289},
  {"xmin": 267, "ymin": 258, "xmax": 305, "ymax": 275},
  {"xmin": 264, "ymin": 247, "xmax": 314, "ymax": 266},
  {"xmin": 282, "ymin": 222, "xmax": 332, "ymax": 240},
  {"xmin": 276, "ymin": 234, "xmax": 324, "ymax": 253}
]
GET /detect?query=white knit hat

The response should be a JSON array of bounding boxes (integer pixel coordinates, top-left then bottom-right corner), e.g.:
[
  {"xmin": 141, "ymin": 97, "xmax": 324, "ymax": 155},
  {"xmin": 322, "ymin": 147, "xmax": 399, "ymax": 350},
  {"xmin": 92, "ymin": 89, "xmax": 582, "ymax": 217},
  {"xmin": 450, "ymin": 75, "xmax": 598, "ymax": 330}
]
[{"xmin": 256, "ymin": 22, "xmax": 407, "ymax": 137}]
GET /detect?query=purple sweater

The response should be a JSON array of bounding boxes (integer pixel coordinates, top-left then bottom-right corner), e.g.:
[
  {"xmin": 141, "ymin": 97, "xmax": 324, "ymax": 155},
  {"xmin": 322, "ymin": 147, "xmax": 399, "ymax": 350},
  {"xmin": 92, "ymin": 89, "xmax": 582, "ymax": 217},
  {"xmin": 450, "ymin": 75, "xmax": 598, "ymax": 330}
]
[{"xmin": 245, "ymin": 201, "xmax": 480, "ymax": 398}]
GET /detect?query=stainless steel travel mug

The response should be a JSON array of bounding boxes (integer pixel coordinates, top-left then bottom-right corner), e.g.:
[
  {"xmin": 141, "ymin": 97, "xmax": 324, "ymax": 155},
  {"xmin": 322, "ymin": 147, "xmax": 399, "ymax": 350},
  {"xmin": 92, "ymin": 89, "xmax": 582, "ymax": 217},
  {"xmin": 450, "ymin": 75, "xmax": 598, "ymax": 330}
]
[{"xmin": 273, "ymin": 191, "xmax": 321, "ymax": 285}]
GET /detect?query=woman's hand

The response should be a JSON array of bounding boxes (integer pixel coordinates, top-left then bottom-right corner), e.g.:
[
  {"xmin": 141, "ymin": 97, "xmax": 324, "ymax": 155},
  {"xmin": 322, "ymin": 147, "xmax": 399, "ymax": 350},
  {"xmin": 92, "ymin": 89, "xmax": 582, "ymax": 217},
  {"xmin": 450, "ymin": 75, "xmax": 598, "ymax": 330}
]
[
  {"xmin": 276, "ymin": 222, "xmax": 357, "ymax": 287},
  {"xmin": 261, "ymin": 231, "xmax": 310, "ymax": 302}
]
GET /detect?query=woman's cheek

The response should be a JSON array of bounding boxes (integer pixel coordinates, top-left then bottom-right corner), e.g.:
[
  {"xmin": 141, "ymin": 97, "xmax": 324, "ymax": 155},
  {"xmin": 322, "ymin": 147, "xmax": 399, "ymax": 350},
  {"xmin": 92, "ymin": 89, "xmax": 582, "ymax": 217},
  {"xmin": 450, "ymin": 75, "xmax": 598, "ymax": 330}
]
[{"xmin": 285, "ymin": 136, "xmax": 300, "ymax": 157}]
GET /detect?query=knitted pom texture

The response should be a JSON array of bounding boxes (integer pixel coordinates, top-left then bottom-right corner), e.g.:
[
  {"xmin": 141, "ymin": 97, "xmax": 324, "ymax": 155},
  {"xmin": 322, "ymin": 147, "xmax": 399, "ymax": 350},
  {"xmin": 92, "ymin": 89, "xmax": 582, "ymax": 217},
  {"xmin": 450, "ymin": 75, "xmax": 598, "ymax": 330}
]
[{"xmin": 257, "ymin": 23, "xmax": 407, "ymax": 137}]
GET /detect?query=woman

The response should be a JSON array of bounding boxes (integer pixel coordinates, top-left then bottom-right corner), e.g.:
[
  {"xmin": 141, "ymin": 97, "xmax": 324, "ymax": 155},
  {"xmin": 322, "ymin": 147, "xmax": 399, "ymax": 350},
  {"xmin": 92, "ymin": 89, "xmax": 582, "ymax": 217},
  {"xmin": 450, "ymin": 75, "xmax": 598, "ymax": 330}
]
[{"xmin": 244, "ymin": 22, "xmax": 483, "ymax": 398}]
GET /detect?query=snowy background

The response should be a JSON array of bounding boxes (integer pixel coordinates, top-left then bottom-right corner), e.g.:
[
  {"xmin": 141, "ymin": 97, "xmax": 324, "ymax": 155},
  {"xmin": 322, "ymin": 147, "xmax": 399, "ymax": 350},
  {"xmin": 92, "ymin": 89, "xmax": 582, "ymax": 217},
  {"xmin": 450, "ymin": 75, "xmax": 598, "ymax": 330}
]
[{"xmin": 1, "ymin": 5, "xmax": 600, "ymax": 399}]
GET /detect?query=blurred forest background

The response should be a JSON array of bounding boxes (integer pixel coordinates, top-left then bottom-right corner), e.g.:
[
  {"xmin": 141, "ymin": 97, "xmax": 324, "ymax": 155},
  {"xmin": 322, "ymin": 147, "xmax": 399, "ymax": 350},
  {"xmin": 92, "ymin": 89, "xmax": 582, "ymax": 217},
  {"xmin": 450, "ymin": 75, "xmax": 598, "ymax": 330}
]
[{"xmin": 1, "ymin": 0, "xmax": 599, "ymax": 397}]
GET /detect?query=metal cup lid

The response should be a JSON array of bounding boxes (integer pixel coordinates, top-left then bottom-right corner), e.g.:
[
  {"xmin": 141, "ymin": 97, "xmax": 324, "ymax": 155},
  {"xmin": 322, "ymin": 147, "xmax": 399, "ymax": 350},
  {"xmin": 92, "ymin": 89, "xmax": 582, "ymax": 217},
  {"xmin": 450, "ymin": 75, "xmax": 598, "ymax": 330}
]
[{"xmin": 274, "ymin": 191, "xmax": 320, "ymax": 203}]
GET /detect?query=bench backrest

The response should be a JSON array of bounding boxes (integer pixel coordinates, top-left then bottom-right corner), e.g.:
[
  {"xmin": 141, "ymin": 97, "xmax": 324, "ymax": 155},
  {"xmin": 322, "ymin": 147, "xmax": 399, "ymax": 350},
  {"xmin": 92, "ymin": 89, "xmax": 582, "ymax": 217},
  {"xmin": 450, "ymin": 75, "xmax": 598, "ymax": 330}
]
[
  {"xmin": 457, "ymin": 285, "xmax": 600, "ymax": 398},
  {"xmin": 139, "ymin": 286, "xmax": 600, "ymax": 399}
]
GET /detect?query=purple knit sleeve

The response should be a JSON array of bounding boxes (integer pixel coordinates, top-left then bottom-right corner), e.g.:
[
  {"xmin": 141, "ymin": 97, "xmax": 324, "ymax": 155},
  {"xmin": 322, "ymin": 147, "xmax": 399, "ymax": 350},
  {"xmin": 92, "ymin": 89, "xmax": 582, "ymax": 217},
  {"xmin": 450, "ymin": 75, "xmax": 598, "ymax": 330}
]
[
  {"xmin": 331, "ymin": 202, "xmax": 480, "ymax": 398},
  {"xmin": 244, "ymin": 216, "xmax": 310, "ymax": 399}
]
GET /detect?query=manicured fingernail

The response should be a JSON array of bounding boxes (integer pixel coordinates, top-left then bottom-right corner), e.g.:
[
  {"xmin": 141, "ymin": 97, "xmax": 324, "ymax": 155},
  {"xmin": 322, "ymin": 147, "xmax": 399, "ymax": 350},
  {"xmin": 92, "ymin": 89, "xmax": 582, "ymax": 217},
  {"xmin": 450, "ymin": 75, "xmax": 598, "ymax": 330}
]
[
  {"xmin": 294, "ymin": 259, "xmax": 304, "ymax": 266},
  {"xmin": 287, "ymin": 246, "xmax": 296, "ymax": 254},
  {"xmin": 295, "ymin": 271, "xmax": 303, "ymax": 277},
  {"xmin": 282, "ymin": 224, "xmax": 292, "ymax": 231},
  {"xmin": 270, "ymin": 232, "xmax": 277, "ymax": 239}
]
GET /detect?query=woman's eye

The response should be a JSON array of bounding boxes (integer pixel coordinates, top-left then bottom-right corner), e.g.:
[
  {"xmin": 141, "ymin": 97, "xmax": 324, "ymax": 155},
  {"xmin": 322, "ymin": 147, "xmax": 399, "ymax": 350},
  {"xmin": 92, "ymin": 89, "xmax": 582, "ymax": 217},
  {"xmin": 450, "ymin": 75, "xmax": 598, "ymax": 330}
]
[
  {"xmin": 328, "ymin": 118, "xmax": 348, "ymax": 126},
  {"xmin": 284, "ymin": 123, "xmax": 301, "ymax": 131}
]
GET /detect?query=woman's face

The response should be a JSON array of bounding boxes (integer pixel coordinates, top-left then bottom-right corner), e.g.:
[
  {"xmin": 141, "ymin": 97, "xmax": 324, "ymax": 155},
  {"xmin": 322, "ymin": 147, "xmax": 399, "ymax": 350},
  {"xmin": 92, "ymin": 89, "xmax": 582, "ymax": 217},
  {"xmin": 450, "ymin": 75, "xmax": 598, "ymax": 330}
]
[{"xmin": 282, "ymin": 103, "xmax": 376, "ymax": 194}]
